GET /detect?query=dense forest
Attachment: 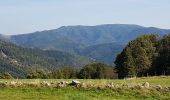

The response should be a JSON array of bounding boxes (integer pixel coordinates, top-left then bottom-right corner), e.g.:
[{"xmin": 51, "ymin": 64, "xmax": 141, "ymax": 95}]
[{"xmin": 115, "ymin": 34, "xmax": 170, "ymax": 78}]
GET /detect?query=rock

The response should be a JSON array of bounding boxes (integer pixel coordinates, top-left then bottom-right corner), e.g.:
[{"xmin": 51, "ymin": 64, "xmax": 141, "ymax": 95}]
[
  {"xmin": 43, "ymin": 82, "xmax": 51, "ymax": 87},
  {"xmin": 0, "ymin": 82, "xmax": 7, "ymax": 87},
  {"xmin": 25, "ymin": 82, "xmax": 40, "ymax": 87},
  {"xmin": 58, "ymin": 83, "xmax": 65, "ymax": 87},
  {"xmin": 168, "ymin": 87, "xmax": 170, "ymax": 90},
  {"xmin": 105, "ymin": 83, "xmax": 114, "ymax": 88},
  {"xmin": 72, "ymin": 80, "xmax": 81, "ymax": 84},
  {"xmin": 41, "ymin": 81, "xmax": 49, "ymax": 86},
  {"xmin": 1, "ymin": 50, "xmax": 7, "ymax": 58},
  {"xmin": 80, "ymin": 83, "xmax": 87, "ymax": 89},
  {"xmin": 139, "ymin": 85, "xmax": 144, "ymax": 89},
  {"xmin": 9, "ymin": 81, "xmax": 17, "ymax": 87},
  {"xmin": 57, "ymin": 81, "xmax": 68, "ymax": 87},
  {"xmin": 114, "ymin": 84, "xmax": 120, "ymax": 89},
  {"xmin": 127, "ymin": 84, "xmax": 133, "ymax": 89},
  {"xmin": 70, "ymin": 80, "xmax": 81, "ymax": 86},
  {"xmin": 47, "ymin": 83, "xmax": 52, "ymax": 87},
  {"xmin": 10, "ymin": 81, "xmax": 17, "ymax": 85},
  {"xmin": 97, "ymin": 86, "xmax": 105, "ymax": 90},
  {"xmin": 50, "ymin": 82, "xmax": 57, "ymax": 87},
  {"xmin": 16, "ymin": 82, "xmax": 23, "ymax": 87},
  {"xmin": 163, "ymin": 87, "xmax": 169, "ymax": 91},
  {"xmin": 155, "ymin": 85, "xmax": 162, "ymax": 90},
  {"xmin": 142, "ymin": 82, "xmax": 150, "ymax": 88}
]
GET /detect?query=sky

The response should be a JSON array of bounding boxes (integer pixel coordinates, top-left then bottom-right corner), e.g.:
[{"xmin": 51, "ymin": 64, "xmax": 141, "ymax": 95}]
[{"xmin": 0, "ymin": 0, "xmax": 170, "ymax": 35}]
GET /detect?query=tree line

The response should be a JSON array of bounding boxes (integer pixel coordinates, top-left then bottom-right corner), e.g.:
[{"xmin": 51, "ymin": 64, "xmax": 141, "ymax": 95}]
[
  {"xmin": 115, "ymin": 34, "xmax": 170, "ymax": 78},
  {"xmin": 26, "ymin": 63, "xmax": 117, "ymax": 79}
]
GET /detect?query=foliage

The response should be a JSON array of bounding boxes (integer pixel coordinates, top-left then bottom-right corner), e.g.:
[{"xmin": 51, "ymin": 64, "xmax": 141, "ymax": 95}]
[
  {"xmin": 115, "ymin": 34, "xmax": 170, "ymax": 78},
  {"xmin": 26, "ymin": 63, "xmax": 117, "ymax": 79},
  {"xmin": 26, "ymin": 69, "xmax": 49, "ymax": 79},
  {"xmin": 27, "ymin": 67, "xmax": 79, "ymax": 79},
  {"xmin": 78, "ymin": 63, "xmax": 116, "ymax": 79},
  {"xmin": 0, "ymin": 72, "xmax": 14, "ymax": 79},
  {"xmin": 153, "ymin": 34, "xmax": 170, "ymax": 75},
  {"xmin": 52, "ymin": 67, "xmax": 78, "ymax": 79}
]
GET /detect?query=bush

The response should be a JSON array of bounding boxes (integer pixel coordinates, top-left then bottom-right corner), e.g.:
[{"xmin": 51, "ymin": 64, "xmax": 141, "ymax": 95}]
[
  {"xmin": 0, "ymin": 72, "xmax": 14, "ymax": 79},
  {"xmin": 78, "ymin": 63, "xmax": 117, "ymax": 79}
]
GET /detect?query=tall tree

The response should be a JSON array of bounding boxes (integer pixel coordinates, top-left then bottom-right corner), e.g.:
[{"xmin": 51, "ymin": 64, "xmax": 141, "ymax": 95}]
[
  {"xmin": 115, "ymin": 34, "xmax": 158, "ymax": 78},
  {"xmin": 153, "ymin": 34, "xmax": 170, "ymax": 75}
]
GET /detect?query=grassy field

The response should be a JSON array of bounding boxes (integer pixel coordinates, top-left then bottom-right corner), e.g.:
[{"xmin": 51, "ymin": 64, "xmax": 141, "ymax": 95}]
[
  {"xmin": 1, "ymin": 76, "xmax": 170, "ymax": 86},
  {"xmin": 0, "ymin": 76, "xmax": 170, "ymax": 100}
]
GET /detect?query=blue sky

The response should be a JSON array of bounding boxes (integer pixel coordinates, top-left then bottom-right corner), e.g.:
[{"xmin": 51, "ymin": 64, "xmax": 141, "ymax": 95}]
[{"xmin": 0, "ymin": 0, "xmax": 170, "ymax": 35}]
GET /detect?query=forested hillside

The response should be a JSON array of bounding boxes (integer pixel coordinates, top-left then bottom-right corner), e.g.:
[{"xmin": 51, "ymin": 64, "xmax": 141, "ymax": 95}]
[{"xmin": 0, "ymin": 40, "xmax": 92, "ymax": 78}]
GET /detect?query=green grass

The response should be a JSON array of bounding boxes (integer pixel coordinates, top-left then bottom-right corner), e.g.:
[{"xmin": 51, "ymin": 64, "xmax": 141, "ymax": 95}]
[
  {"xmin": 1, "ymin": 76, "xmax": 170, "ymax": 86},
  {"xmin": 0, "ymin": 87, "xmax": 169, "ymax": 100},
  {"xmin": 0, "ymin": 76, "xmax": 170, "ymax": 100}
]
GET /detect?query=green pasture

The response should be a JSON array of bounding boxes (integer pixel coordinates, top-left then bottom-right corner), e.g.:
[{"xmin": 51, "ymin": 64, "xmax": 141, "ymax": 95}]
[{"xmin": 0, "ymin": 76, "xmax": 170, "ymax": 100}]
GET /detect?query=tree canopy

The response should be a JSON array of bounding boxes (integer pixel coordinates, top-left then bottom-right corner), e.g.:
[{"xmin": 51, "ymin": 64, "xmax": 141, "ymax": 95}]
[
  {"xmin": 79, "ymin": 63, "xmax": 116, "ymax": 79},
  {"xmin": 115, "ymin": 34, "xmax": 170, "ymax": 78}
]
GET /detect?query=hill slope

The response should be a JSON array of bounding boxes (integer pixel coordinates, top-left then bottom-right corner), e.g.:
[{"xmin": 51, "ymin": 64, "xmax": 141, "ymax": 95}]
[
  {"xmin": 0, "ymin": 40, "xmax": 92, "ymax": 78},
  {"xmin": 78, "ymin": 43, "xmax": 125, "ymax": 64}
]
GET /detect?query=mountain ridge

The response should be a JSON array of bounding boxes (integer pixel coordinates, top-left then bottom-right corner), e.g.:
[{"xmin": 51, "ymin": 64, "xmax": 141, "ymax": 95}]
[
  {"xmin": 10, "ymin": 24, "xmax": 170, "ymax": 36},
  {"xmin": 6, "ymin": 24, "xmax": 170, "ymax": 64}
]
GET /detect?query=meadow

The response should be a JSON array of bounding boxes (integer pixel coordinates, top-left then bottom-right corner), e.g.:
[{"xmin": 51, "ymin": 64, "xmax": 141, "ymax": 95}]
[{"xmin": 0, "ymin": 76, "xmax": 170, "ymax": 100}]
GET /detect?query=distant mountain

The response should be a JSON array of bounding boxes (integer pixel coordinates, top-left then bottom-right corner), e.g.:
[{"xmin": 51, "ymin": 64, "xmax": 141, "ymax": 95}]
[
  {"xmin": 11, "ymin": 24, "xmax": 170, "ymax": 47},
  {"xmin": 77, "ymin": 43, "xmax": 125, "ymax": 64},
  {"xmin": 10, "ymin": 24, "xmax": 170, "ymax": 64},
  {"xmin": 0, "ymin": 40, "xmax": 92, "ymax": 78}
]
